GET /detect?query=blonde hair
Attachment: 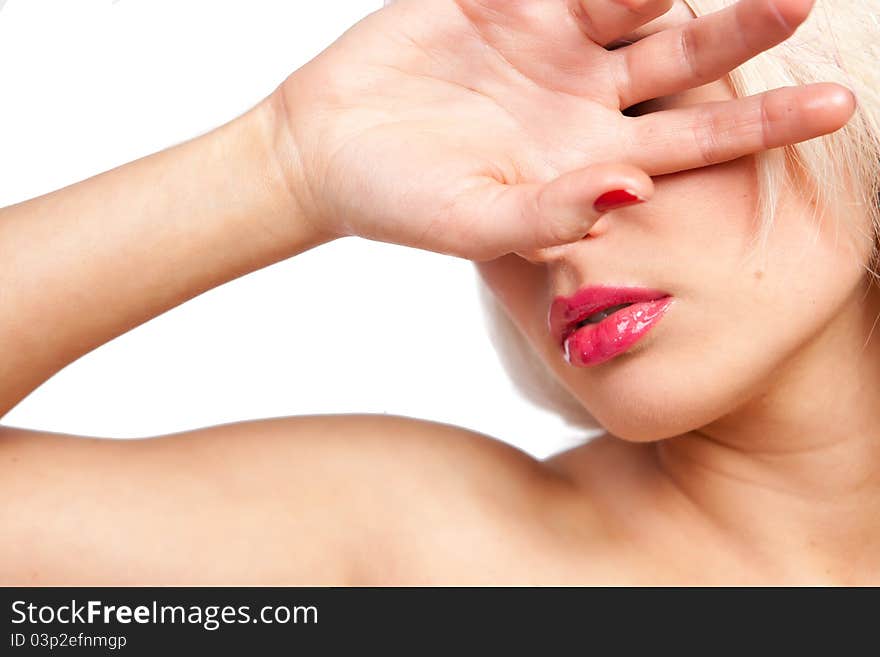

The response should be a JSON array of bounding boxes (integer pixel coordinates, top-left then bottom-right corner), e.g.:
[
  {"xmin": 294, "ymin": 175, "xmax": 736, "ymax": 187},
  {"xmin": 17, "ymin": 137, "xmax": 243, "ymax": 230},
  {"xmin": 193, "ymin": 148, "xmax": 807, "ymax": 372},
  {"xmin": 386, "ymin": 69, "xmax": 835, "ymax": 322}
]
[{"xmin": 478, "ymin": 0, "xmax": 880, "ymax": 433}]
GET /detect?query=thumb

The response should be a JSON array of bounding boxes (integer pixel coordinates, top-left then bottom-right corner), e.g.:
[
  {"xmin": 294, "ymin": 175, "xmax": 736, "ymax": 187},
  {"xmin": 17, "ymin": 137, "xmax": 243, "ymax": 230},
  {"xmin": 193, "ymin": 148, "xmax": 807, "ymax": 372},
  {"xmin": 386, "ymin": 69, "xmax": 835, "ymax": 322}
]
[{"xmin": 461, "ymin": 163, "xmax": 653, "ymax": 259}]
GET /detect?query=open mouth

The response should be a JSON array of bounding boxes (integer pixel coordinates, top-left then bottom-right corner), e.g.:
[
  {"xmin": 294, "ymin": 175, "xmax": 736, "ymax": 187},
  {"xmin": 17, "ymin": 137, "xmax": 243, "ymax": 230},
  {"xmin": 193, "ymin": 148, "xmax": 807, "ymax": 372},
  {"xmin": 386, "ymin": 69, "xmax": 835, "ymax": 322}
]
[
  {"xmin": 549, "ymin": 286, "xmax": 674, "ymax": 367},
  {"xmin": 573, "ymin": 302, "xmax": 635, "ymax": 329}
]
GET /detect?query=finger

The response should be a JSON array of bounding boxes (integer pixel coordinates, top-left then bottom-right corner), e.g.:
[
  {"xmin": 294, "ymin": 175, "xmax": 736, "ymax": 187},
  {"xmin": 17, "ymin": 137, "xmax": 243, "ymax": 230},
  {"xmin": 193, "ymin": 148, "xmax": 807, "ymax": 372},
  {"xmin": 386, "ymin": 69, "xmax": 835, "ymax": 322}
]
[
  {"xmin": 458, "ymin": 163, "xmax": 654, "ymax": 259},
  {"xmin": 573, "ymin": 0, "xmax": 674, "ymax": 46},
  {"xmin": 614, "ymin": 0, "xmax": 814, "ymax": 108},
  {"xmin": 627, "ymin": 83, "xmax": 856, "ymax": 175}
]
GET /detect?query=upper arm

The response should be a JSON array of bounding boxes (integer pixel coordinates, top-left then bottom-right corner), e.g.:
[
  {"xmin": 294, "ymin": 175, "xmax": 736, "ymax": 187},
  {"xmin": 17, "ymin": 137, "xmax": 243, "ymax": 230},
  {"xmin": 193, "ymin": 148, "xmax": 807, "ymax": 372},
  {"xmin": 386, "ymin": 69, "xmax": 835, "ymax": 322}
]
[{"xmin": 0, "ymin": 414, "xmax": 553, "ymax": 585}]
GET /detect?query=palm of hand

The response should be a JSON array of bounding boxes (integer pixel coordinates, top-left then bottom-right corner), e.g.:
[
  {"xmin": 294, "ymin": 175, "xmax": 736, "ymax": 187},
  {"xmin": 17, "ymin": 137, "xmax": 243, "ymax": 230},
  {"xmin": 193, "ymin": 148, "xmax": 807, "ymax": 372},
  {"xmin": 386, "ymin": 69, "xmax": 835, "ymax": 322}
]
[{"xmin": 281, "ymin": 0, "xmax": 852, "ymax": 260}]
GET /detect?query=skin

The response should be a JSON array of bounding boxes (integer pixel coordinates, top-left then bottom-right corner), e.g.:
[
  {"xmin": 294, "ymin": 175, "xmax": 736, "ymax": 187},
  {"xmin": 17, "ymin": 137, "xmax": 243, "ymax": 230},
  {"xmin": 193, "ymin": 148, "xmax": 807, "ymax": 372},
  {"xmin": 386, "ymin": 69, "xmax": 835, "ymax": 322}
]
[{"xmin": 1, "ymin": 0, "xmax": 876, "ymax": 585}]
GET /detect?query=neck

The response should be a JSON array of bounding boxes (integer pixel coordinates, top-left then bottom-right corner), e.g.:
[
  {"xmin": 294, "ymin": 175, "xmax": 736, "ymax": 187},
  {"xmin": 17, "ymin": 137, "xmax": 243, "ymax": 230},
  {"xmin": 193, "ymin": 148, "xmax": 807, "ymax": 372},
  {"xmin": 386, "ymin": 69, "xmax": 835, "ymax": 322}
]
[{"xmin": 653, "ymin": 278, "xmax": 880, "ymax": 584}]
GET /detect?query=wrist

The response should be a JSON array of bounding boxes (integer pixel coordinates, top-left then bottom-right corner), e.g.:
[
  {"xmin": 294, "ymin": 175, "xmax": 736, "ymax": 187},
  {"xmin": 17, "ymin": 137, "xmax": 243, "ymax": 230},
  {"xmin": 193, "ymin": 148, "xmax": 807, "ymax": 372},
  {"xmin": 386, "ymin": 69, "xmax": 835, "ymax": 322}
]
[{"xmin": 247, "ymin": 85, "xmax": 337, "ymax": 251}]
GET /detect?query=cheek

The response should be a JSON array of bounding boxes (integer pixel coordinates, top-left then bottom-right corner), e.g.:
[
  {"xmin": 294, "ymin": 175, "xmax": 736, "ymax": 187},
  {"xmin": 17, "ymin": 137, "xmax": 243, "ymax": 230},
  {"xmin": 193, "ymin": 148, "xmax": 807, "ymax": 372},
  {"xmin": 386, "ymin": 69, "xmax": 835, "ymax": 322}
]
[
  {"xmin": 476, "ymin": 254, "xmax": 548, "ymax": 335},
  {"xmin": 714, "ymin": 183, "xmax": 869, "ymax": 373},
  {"xmin": 677, "ymin": 161, "xmax": 867, "ymax": 361}
]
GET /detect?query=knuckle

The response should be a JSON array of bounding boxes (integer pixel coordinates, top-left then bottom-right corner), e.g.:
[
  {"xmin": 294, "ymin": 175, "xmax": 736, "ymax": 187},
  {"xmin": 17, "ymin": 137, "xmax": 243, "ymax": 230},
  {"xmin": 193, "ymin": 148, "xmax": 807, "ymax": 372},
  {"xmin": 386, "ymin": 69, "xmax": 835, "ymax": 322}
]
[
  {"xmin": 758, "ymin": 93, "xmax": 774, "ymax": 149},
  {"xmin": 678, "ymin": 25, "xmax": 702, "ymax": 80},
  {"xmin": 758, "ymin": 0, "xmax": 794, "ymax": 34},
  {"xmin": 534, "ymin": 186, "xmax": 583, "ymax": 246},
  {"xmin": 547, "ymin": 218, "xmax": 585, "ymax": 246},
  {"xmin": 544, "ymin": 211, "xmax": 588, "ymax": 245},
  {"xmin": 691, "ymin": 106, "xmax": 727, "ymax": 166}
]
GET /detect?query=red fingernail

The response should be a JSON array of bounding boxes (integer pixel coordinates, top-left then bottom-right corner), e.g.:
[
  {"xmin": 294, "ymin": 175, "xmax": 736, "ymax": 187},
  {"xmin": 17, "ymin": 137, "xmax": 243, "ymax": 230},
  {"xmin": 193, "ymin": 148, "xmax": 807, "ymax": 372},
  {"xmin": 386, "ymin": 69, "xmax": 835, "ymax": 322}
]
[{"xmin": 593, "ymin": 189, "xmax": 644, "ymax": 213}]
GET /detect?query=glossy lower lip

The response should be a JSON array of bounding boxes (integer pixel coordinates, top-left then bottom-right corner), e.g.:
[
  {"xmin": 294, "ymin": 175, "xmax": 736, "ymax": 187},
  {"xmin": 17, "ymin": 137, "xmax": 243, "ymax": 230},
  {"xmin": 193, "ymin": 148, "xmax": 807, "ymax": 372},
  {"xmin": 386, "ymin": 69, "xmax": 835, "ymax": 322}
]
[
  {"xmin": 562, "ymin": 297, "xmax": 673, "ymax": 366},
  {"xmin": 549, "ymin": 286, "xmax": 673, "ymax": 367}
]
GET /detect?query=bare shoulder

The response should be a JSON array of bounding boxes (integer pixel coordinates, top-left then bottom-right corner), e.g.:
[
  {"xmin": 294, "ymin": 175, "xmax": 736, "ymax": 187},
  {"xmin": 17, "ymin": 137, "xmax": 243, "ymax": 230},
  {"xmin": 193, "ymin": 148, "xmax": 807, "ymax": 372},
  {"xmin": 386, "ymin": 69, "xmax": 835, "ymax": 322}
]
[
  {"xmin": 280, "ymin": 414, "xmax": 579, "ymax": 583},
  {"xmin": 196, "ymin": 414, "xmax": 578, "ymax": 583},
  {"xmin": 0, "ymin": 415, "xmax": 576, "ymax": 585}
]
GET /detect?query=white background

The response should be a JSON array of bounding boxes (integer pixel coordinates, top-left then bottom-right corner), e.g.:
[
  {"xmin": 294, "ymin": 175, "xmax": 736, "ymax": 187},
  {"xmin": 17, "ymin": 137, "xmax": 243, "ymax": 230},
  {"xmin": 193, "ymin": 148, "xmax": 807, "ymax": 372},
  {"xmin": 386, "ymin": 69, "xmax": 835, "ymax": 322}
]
[{"xmin": 0, "ymin": 0, "xmax": 589, "ymax": 459}]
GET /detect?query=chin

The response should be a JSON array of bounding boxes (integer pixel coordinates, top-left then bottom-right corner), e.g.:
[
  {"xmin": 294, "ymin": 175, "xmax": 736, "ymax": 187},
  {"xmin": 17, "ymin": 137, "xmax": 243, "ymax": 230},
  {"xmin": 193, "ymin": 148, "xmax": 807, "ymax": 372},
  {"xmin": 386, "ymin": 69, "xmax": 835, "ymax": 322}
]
[
  {"xmin": 570, "ymin": 355, "xmax": 737, "ymax": 443},
  {"xmin": 589, "ymin": 407, "xmax": 693, "ymax": 443}
]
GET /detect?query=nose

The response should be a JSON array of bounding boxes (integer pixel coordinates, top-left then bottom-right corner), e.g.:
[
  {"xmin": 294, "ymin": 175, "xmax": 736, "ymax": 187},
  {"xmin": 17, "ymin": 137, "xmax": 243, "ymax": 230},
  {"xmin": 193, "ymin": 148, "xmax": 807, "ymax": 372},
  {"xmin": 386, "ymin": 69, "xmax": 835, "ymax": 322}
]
[{"xmin": 516, "ymin": 215, "xmax": 611, "ymax": 264}]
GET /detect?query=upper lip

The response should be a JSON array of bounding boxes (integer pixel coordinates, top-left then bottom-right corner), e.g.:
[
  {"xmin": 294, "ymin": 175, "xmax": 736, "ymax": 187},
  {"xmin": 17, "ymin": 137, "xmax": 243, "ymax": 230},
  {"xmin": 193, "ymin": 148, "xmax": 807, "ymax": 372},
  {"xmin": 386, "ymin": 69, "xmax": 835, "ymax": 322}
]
[{"xmin": 548, "ymin": 286, "xmax": 671, "ymax": 346}]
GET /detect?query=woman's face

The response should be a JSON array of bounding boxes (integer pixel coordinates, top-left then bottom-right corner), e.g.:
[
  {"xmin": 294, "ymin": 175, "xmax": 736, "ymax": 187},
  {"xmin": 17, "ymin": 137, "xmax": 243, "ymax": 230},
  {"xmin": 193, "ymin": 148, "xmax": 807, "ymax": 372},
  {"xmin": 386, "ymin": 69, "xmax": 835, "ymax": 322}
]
[{"xmin": 477, "ymin": 5, "xmax": 875, "ymax": 441}]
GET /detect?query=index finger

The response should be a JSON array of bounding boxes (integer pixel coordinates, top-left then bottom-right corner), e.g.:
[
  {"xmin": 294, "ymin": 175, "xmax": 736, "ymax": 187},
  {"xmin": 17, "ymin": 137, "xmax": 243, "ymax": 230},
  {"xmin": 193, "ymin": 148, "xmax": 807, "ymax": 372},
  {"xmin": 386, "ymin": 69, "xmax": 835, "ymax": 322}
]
[{"xmin": 626, "ymin": 82, "xmax": 856, "ymax": 175}]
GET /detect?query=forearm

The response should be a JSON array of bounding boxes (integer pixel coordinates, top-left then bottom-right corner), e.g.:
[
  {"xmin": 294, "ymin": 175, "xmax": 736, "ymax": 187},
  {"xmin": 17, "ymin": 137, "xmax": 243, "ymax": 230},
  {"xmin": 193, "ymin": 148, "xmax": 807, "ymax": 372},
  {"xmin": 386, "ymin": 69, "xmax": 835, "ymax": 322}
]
[{"xmin": 0, "ymin": 92, "xmax": 330, "ymax": 418}]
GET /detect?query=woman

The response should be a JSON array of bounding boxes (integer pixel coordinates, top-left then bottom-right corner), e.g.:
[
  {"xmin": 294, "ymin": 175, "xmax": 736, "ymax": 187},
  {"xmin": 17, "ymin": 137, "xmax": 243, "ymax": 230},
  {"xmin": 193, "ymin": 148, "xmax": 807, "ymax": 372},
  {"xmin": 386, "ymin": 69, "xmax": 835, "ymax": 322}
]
[{"xmin": 1, "ymin": 0, "xmax": 876, "ymax": 584}]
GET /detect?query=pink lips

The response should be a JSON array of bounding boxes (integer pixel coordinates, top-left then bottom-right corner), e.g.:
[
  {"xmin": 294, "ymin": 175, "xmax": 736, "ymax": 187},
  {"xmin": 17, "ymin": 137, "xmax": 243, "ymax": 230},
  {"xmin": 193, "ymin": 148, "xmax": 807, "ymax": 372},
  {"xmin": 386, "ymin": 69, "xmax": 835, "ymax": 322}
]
[{"xmin": 549, "ymin": 286, "xmax": 673, "ymax": 367}]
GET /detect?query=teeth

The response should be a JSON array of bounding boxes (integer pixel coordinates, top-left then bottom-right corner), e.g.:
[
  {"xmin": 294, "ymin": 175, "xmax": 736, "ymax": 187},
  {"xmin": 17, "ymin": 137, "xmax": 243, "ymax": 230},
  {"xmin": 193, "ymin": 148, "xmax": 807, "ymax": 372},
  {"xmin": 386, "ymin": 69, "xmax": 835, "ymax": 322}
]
[{"xmin": 576, "ymin": 303, "xmax": 633, "ymax": 328}]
